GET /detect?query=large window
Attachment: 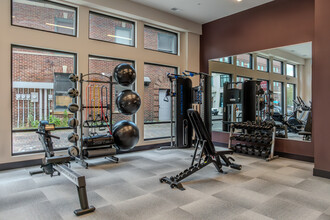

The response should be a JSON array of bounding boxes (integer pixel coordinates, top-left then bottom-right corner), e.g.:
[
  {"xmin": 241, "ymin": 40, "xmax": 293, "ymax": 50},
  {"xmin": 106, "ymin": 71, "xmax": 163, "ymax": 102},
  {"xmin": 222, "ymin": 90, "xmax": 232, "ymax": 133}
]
[
  {"xmin": 257, "ymin": 56, "xmax": 269, "ymax": 72},
  {"xmin": 236, "ymin": 76, "xmax": 252, "ymax": 89},
  {"xmin": 286, "ymin": 63, "xmax": 296, "ymax": 77},
  {"xmin": 211, "ymin": 72, "xmax": 232, "ymax": 132},
  {"xmin": 144, "ymin": 26, "xmax": 178, "ymax": 55},
  {"xmin": 273, "ymin": 60, "xmax": 283, "ymax": 74},
  {"xmin": 236, "ymin": 54, "xmax": 252, "ymax": 69},
  {"xmin": 88, "ymin": 56, "xmax": 134, "ymax": 126},
  {"xmin": 287, "ymin": 84, "xmax": 296, "ymax": 114},
  {"xmin": 89, "ymin": 12, "xmax": 135, "ymax": 46},
  {"xmin": 12, "ymin": 0, "xmax": 77, "ymax": 36},
  {"xmin": 12, "ymin": 46, "xmax": 76, "ymax": 154},
  {"xmin": 273, "ymin": 81, "xmax": 283, "ymax": 114},
  {"xmin": 144, "ymin": 64, "xmax": 177, "ymax": 140}
]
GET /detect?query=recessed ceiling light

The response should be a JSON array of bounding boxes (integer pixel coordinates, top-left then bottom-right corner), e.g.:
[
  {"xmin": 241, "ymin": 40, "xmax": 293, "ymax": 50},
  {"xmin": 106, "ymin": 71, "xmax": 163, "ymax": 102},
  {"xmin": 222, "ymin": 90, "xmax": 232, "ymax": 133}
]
[
  {"xmin": 237, "ymin": 0, "xmax": 242, "ymax": 2},
  {"xmin": 171, "ymin": 7, "xmax": 182, "ymax": 12}
]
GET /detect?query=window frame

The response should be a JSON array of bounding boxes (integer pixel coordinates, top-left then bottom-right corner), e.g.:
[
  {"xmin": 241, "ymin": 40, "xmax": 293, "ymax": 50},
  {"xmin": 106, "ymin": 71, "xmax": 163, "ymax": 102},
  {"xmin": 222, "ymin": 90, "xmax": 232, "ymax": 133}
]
[
  {"xmin": 11, "ymin": 0, "xmax": 78, "ymax": 37},
  {"xmin": 143, "ymin": 62, "xmax": 178, "ymax": 141},
  {"xmin": 236, "ymin": 76, "xmax": 252, "ymax": 83},
  {"xmin": 273, "ymin": 81, "xmax": 284, "ymax": 115},
  {"xmin": 88, "ymin": 11, "xmax": 136, "ymax": 47},
  {"xmin": 144, "ymin": 25, "xmax": 179, "ymax": 55},
  {"xmin": 272, "ymin": 59, "xmax": 283, "ymax": 75},
  {"xmin": 286, "ymin": 63, "xmax": 296, "ymax": 77},
  {"xmin": 286, "ymin": 83, "xmax": 296, "ymax": 114},
  {"xmin": 11, "ymin": 44, "xmax": 78, "ymax": 156},
  {"xmin": 256, "ymin": 56, "xmax": 269, "ymax": 72},
  {"xmin": 236, "ymin": 53, "xmax": 253, "ymax": 69}
]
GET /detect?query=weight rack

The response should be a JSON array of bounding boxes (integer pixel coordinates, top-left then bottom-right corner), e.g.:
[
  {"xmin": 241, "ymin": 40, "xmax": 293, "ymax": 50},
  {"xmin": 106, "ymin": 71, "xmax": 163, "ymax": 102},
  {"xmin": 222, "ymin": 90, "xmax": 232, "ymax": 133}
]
[
  {"xmin": 228, "ymin": 122, "xmax": 278, "ymax": 161},
  {"xmin": 75, "ymin": 73, "xmax": 118, "ymax": 168}
]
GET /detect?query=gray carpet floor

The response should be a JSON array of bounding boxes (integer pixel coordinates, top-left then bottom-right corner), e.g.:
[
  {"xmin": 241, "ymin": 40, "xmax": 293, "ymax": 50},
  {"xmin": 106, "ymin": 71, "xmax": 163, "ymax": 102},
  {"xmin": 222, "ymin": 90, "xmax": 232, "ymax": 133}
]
[{"xmin": 0, "ymin": 148, "xmax": 330, "ymax": 220}]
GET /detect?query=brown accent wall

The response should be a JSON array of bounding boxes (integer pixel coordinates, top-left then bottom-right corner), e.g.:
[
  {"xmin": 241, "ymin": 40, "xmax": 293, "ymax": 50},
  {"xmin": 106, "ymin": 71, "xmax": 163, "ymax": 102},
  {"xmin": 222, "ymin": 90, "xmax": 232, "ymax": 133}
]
[
  {"xmin": 200, "ymin": 0, "xmax": 314, "ymax": 72},
  {"xmin": 201, "ymin": 0, "xmax": 315, "ymax": 159},
  {"xmin": 313, "ymin": 0, "xmax": 330, "ymax": 173}
]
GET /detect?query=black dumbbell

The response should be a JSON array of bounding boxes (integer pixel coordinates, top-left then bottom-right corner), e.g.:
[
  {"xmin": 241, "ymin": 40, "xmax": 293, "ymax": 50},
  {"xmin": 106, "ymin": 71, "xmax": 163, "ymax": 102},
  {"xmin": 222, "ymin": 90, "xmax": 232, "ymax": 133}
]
[
  {"xmin": 250, "ymin": 135, "xmax": 257, "ymax": 142},
  {"xmin": 235, "ymin": 143, "xmax": 242, "ymax": 153},
  {"xmin": 248, "ymin": 146, "xmax": 254, "ymax": 155},
  {"xmin": 244, "ymin": 134, "xmax": 252, "ymax": 142},
  {"xmin": 262, "ymin": 135, "xmax": 272, "ymax": 144},
  {"xmin": 230, "ymin": 144, "xmax": 237, "ymax": 152},
  {"xmin": 256, "ymin": 135, "xmax": 263, "ymax": 143},
  {"xmin": 236, "ymin": 134, "xmax": 245, "ymax": 141},
  {"xmin": 254, "ymin": 147, "xmax": 261, "ymax": 156},
  {"xmin": 241, "ymin": 144, "xmax": 248, "ymax": 154}
]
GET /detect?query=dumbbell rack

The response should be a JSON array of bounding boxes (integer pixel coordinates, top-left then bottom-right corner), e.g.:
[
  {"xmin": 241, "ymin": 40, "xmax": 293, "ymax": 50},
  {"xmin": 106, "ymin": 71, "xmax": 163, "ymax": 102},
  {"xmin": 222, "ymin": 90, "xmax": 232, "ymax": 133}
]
[{"xmin": 228, "ymin": 122, "xmax": 278, "ymax": 161}]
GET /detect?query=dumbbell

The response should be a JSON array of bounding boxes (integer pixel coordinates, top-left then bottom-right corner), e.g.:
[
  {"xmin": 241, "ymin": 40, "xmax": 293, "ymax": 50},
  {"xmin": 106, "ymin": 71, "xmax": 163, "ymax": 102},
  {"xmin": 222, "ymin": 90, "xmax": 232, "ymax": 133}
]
[
  {"xmin": 244, "ymin": 134, "xmax": 252, "ymax": 142},
  {"xmin": 248, "ymin": 146, "xmax": 254, "ymax": 155},
  {"xmin": 262, "ymin": 135, "xmax": 272, "ymax": 144},
  {"xmin": 236, "ymin": 134, "xmax": 245, "ymax": 141},
  {"xmin": 241, "ymin": 144, "xmax": 248, "ymax": 154},
  {"xmin": 230, "ymin": 144, "xmax": 237, "ymax": 152},
  {"xmin": 235, "ymin": 143, "xmax": 242, "ymax": 153},
  {"xmin": 256, "ymin": 135, "xmax": 263, "ymax": 143},
  {"xmin": 254, "ymin": 146, "xmax": 261, "ymax": 156}
]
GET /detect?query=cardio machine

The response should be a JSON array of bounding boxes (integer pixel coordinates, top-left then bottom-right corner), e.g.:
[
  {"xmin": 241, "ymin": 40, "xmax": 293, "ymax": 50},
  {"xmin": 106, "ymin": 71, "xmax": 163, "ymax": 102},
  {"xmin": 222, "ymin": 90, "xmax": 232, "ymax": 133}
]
[{"xmin": 30, "ymin": 121, "xmax": 95, "ymax": 216}]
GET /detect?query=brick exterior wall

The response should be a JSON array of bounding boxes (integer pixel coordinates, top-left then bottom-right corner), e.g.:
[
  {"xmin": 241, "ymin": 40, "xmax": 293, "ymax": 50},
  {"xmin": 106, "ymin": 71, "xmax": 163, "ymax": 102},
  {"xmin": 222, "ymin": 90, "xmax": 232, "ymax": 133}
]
[
  {"xmin": 144, "ymin": 64, "xmax": 176, "ymax": 122},
  {"xmin": 12, "ymin": 2, "xmax": 76, "ymax": 35}
]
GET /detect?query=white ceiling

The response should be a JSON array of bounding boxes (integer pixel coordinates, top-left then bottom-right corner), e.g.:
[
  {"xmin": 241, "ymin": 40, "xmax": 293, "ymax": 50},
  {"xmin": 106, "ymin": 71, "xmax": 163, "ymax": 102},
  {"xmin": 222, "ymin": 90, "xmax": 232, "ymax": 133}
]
[
  {"xmin": 277, "ymin": 42, "xmax": 312, "ymax": 59},
  {"xmin": 129, "ymin": 0, "xmax": 274, "ymax": 24}
]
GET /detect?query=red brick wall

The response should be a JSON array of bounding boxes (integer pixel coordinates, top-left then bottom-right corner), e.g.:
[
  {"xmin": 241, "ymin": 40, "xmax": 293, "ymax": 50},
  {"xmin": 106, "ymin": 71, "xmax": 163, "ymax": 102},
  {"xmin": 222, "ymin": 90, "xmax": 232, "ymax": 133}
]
[
  {"xmin": 12, "ymin": 2, "xmax": 75, "ymax": 34},
  {"xmin": 144, "ymin": 64, "xmax": 176, "ymax": 122},
  {"xmin": 12, "ymin": 47, "xmax": 75, "ymax": 129}
]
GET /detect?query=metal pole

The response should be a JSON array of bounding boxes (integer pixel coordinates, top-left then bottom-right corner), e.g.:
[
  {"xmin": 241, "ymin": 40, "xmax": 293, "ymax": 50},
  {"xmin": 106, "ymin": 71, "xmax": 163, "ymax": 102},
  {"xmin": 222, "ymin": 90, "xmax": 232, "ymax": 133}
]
[
  {"xmin": 39, "ymin": 89, "xmax": 43, "ymax": 121},
  {"xmin": 170, "ymin": 79, "xmax": 174, "ymax": 147},
  {"xmin": 44, "ymin": 89, "xmax": 47, "ymax": 120},
  {"xmin": 17, "ymin": 88, "xmax": 20, "ymax": 128},
  {"xmin": 79, "ymin": 73, "xmax": 84, "ymax": 160}
]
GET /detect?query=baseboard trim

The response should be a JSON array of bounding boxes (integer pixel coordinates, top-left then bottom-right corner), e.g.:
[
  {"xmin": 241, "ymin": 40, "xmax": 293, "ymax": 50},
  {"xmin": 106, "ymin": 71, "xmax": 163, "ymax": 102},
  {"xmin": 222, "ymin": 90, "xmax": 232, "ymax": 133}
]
[
  {"xmin": 313, "ymin": 168, "xmax": 330, "ymax": 179},
  {"xmin": 0, "ymin": 159, "xmax": 42, "ymax": 171},
  {"xmin": 275, "ymin": 152, "xmax": 314, "ymax": 163}
]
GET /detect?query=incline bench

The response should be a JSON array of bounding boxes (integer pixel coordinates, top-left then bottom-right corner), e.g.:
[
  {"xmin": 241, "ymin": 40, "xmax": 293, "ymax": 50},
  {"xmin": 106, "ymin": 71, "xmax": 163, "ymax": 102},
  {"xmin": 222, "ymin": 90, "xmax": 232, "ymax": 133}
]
[{"xmin": 160, "ymin": 109, "xmax": 242, "ymax": 190}]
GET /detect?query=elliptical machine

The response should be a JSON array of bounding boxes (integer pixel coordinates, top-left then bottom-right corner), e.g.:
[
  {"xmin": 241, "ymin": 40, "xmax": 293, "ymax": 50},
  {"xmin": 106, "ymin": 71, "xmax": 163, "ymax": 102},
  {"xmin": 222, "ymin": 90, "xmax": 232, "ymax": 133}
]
[{"xmin": 30, "ymin": 121, "xmax": 95, "ymax": 216}]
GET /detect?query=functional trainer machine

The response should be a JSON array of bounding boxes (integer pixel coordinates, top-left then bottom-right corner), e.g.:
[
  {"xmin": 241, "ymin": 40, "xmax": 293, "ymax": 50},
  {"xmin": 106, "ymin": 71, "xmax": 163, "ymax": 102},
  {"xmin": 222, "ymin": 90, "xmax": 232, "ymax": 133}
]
[
  {"xmin": 160, "ymin": 109, "xmax": 242, "ymax": 190},
  {"xmin": 30, "ymin": 121, "xmax": 95, "ymax": 216},
  {"xmin": 161, "ymin": 70, "xmax": 211, "ymax": 149}
]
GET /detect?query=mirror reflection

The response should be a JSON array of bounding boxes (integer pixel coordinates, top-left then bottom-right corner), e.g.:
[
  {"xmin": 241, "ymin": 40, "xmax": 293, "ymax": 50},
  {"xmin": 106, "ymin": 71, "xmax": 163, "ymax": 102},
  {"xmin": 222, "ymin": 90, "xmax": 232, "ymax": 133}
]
[{"xmin": 210, "ymin": 42, "xmax": 312, "ymax": 141}]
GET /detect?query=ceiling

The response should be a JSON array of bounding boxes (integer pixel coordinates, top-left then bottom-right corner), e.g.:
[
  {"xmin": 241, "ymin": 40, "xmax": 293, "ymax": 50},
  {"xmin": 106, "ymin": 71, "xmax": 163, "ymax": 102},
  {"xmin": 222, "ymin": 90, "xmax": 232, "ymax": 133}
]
[
  {"xmin": 129, "ymin": 0, "xmax": 274, "ymax": 24},
  {"xmin": 277, "ymin": 42, "xmax": 312, "ymax": 59}
]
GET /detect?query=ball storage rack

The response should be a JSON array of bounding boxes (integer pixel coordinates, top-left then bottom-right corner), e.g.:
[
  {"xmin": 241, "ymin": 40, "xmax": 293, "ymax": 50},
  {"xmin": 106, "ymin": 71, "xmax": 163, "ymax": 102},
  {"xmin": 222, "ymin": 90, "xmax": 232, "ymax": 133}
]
[
  {"xmin": 228, "ymin": 122, "xmax": 278, "ymax": 162},
  {"xmin": 75, "ymin": 73, "xmax": 118, "ymax": 168}
]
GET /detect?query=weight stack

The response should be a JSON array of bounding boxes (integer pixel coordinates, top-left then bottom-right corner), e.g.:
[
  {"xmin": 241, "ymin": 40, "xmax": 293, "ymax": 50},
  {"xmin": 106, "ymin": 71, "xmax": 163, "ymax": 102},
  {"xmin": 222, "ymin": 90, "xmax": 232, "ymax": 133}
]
[
  {"xmin": 175, "ymin": 77, "xmax": 193, "ymax": 148},
  {"xmin": 242, "ymin": 80, "xmax": 257, "ymax": 122}
]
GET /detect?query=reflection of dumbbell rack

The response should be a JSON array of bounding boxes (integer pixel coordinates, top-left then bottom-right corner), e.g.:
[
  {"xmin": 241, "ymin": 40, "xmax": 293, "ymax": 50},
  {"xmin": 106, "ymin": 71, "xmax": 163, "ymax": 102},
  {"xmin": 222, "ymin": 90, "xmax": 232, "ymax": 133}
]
[
  {"xmin": 228, "ymin": 122, "xmax": 278, "ymax": 161},
  {"xmin": 76, "ymin": 73, "xmax": 118, "ymax": 169}
]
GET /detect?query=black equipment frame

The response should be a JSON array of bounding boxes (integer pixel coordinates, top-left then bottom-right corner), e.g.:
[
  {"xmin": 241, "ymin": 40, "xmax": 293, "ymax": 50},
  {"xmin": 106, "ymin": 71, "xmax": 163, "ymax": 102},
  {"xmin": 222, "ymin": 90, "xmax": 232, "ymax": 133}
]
[{"xmin": 160, "ymin": 109, "xmax": 242, "ymax": 190}]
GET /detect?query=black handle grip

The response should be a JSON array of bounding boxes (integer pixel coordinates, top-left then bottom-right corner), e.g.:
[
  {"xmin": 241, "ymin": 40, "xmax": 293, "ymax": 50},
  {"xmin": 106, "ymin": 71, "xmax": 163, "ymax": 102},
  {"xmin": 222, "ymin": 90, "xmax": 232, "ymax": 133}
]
[{"xmin": 36, "ymin": 131, "xmax": 60, "ymax": 139}]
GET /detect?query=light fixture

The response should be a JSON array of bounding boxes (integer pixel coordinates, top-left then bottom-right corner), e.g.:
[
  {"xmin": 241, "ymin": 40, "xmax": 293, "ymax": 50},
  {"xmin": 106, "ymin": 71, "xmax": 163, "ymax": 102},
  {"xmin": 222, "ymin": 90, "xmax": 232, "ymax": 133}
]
[
  {"xmin": 237, "ymin": 0, "xmax": 242, "ymax": 2},
  {"xmin": 45, "ymin": 23, "xmax": 74, "ymax": 30},
  {"xmin": 107, "ymin": 34, "xmax": 132, "ymax": 41},
  {"xmin": 171, "ymin": 7, "xmax": 182, "ymax": 12}
]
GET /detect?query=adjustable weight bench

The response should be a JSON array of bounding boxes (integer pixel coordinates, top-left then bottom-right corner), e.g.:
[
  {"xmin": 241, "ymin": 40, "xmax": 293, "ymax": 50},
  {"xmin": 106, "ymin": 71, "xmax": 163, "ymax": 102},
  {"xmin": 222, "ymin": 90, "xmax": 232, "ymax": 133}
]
[{"xmin": 160, "ymin": 109, "xmax": 242, "ymax": 190}]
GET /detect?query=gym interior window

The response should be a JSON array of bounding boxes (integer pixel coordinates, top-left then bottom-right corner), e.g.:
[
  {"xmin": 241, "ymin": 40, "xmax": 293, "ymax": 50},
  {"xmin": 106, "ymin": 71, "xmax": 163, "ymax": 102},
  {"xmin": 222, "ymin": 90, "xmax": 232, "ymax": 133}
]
[
  {"xmin": 273, "ymin": 60, "xmax": 283, "ymax": 74},
  {"xmin": 11, "ymin": 45, "xmax": 76, "ymax": 155},
  {"xmin": 144, "ymin": 63, "xmax": 177, "ymax": 140},
  {"xmin": 12, "ymin": 0, "xmax": 77, "ymax": 36},
  {"xmin": 236, "ymin": 76, "xmax": 252, "ymax": 89},
  {"xmin": 273, "ymin": 81, "xmax": 283, "ymax": 114},
  {"xmin": 236, "ymin": 54, "xmax": 252, "ymax": 69},
  {"xmin": 287, "ymin": 83, "xmax": 296, "ymax": 114},
  {"xmin": 144, "ymin": 26, "xmax": 178, "ymax": 55},
  {"xmin": 259, "ymin": 80, "xmax": 269, "ymax": 92},
  {"xmin": 257, "ymin": 56, "xmax": 269, "ymax": 72},
  {"xmin": 219, "ymin": 57, "xmax": 232, "ymax": 64},
  {"xmin": 88, "ymin": 55, "xmax": 135, "ymax": 125},
  {"xmin": 211, "ymin": 72, "xmax": 232, "ymax": 132},
  {"xmin": 89, "ymin": 12, "xmax": 135, "ymax": 46},
  {"xmin": 286, "ymin": 63, "xmax": 296, "ymax": 77}
]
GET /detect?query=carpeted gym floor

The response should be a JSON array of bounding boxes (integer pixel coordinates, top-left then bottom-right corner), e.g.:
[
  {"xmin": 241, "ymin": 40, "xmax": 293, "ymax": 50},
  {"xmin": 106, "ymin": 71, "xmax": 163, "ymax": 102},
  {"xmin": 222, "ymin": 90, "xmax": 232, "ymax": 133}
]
[{"xmin": 0, "ymin": 148, "xmax": 329, "ymax": 220}]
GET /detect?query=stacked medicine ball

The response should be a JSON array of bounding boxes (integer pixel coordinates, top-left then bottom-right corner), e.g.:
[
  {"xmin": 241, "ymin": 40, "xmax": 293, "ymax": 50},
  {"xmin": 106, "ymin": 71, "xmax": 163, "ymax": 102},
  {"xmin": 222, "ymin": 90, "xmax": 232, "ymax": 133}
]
[{"xmin": 113, "ymin": 63, "xmax": 141, "ymax": 151}]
